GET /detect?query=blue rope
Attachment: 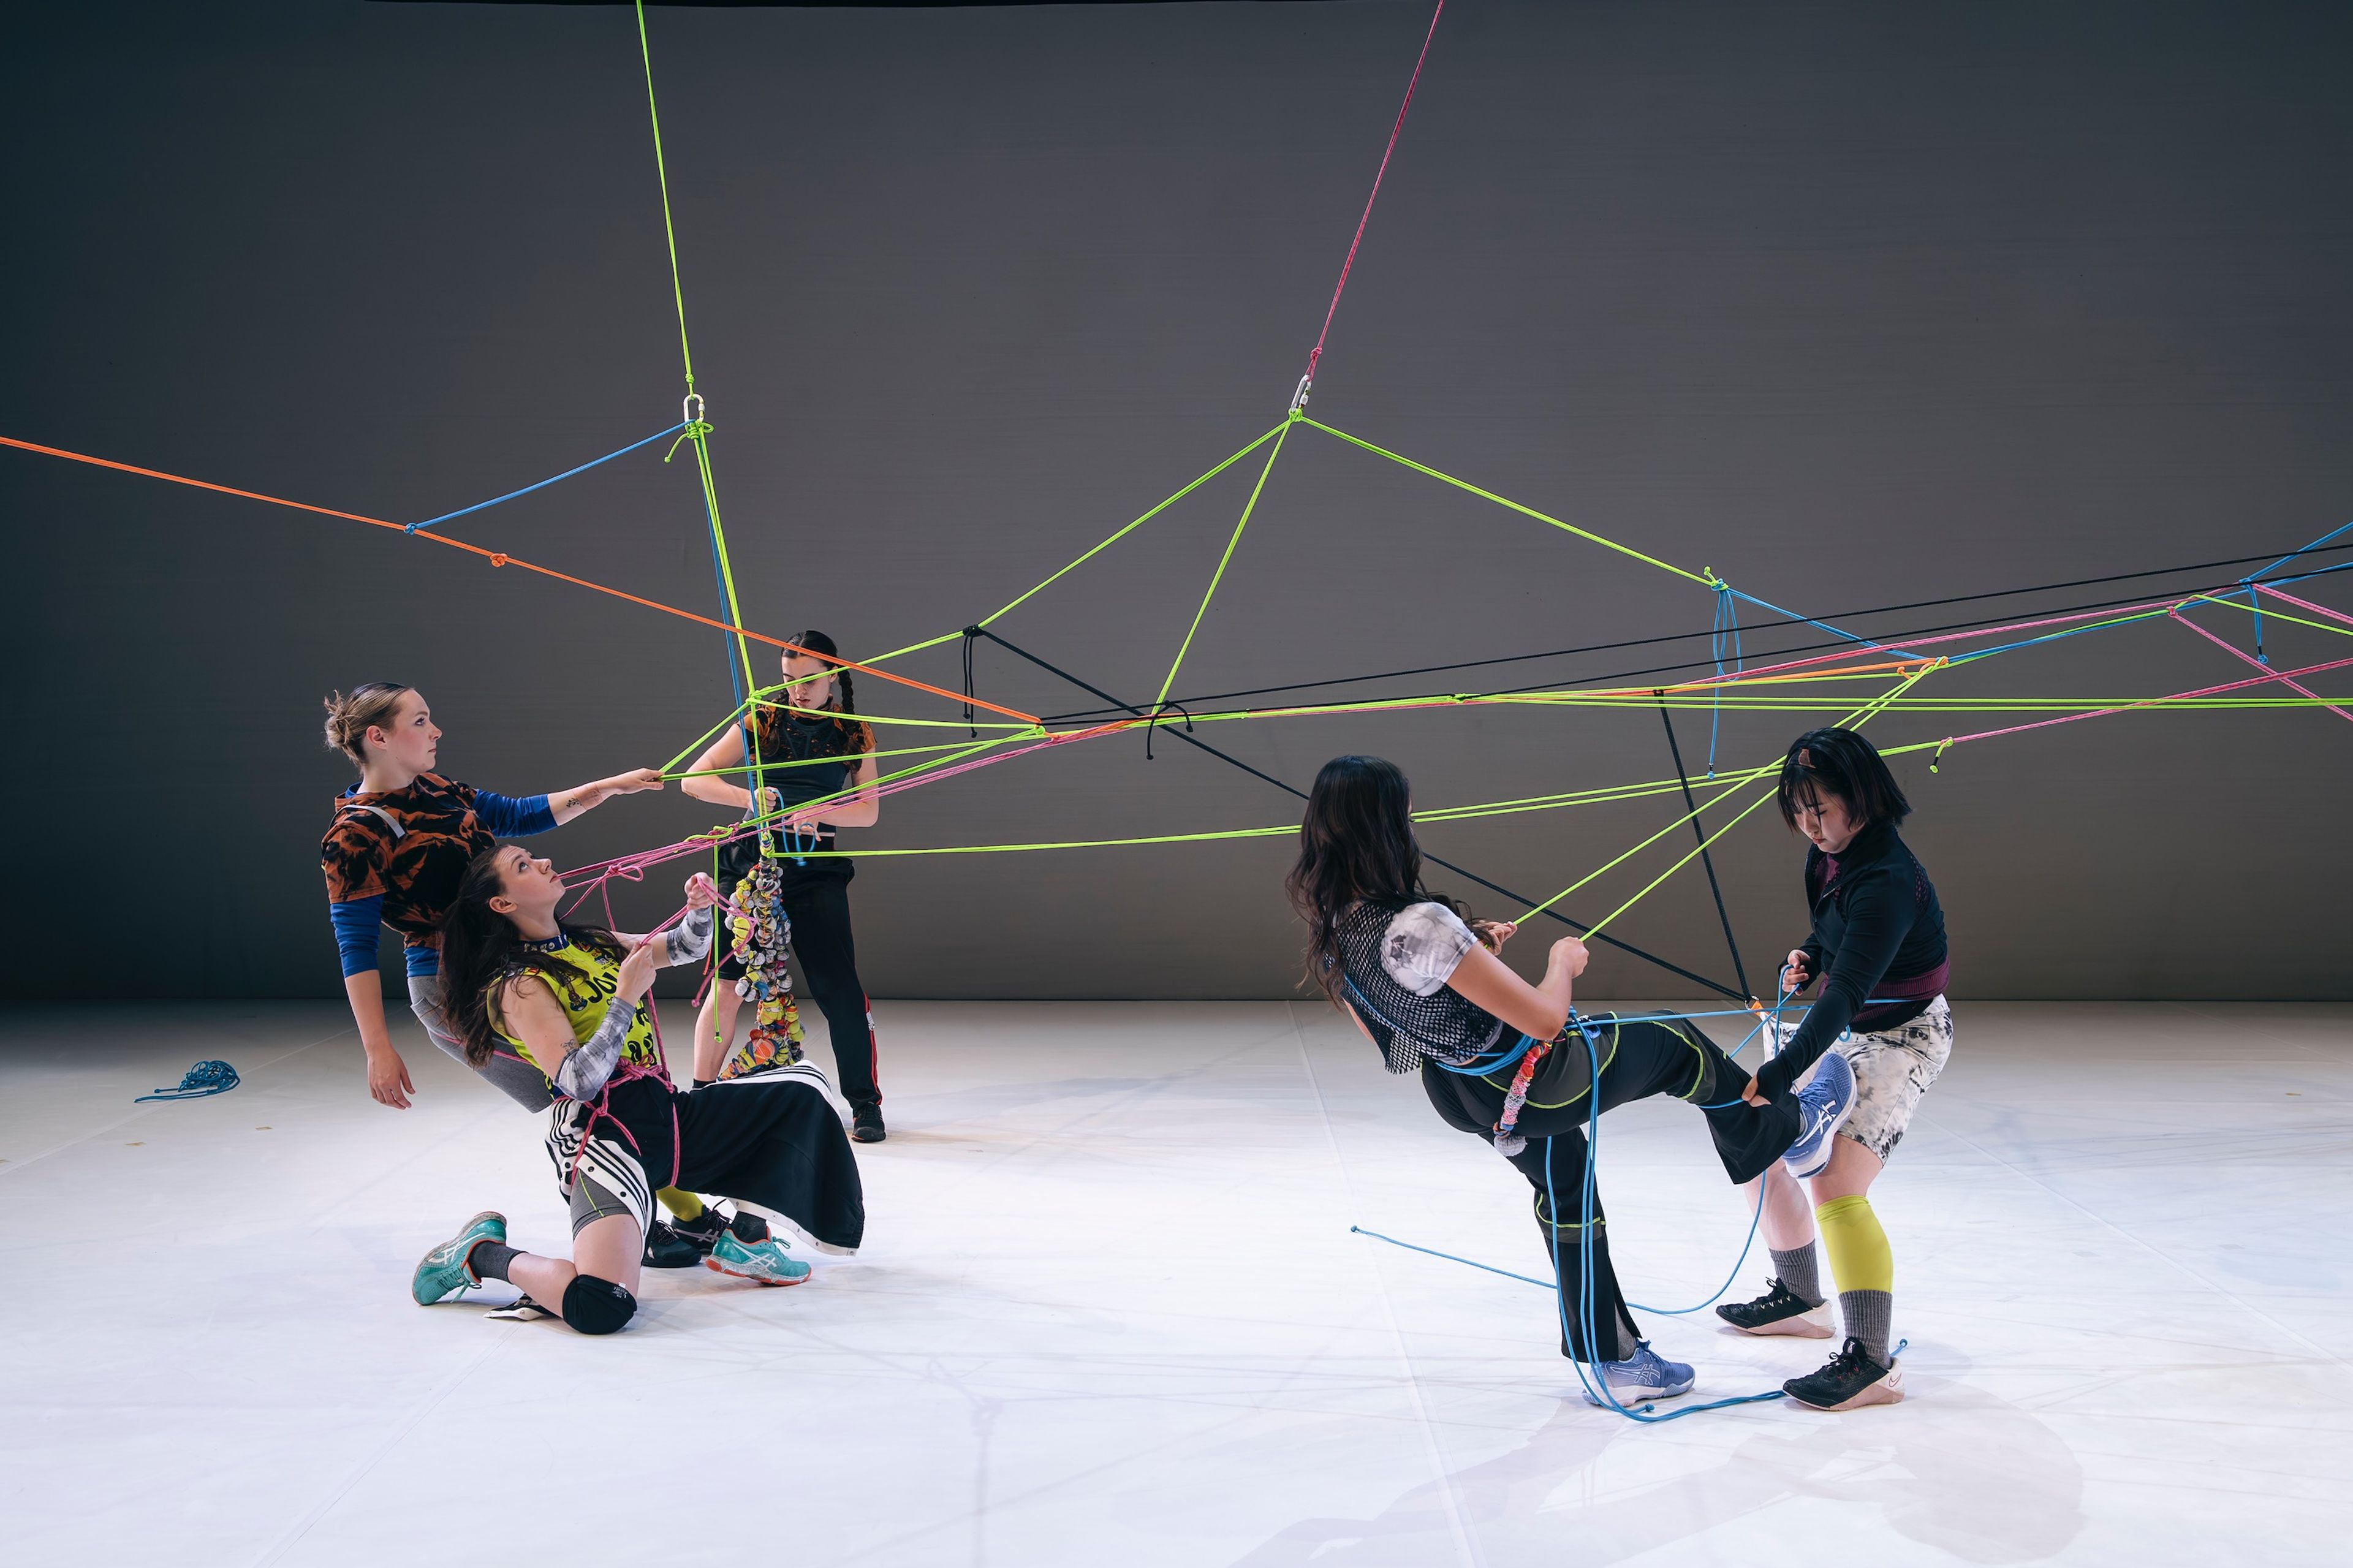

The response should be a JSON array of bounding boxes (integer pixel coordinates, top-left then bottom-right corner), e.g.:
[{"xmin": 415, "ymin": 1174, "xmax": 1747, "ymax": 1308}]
[
  {"xmin": 692, "ymin": 442, "xmax": 753, "ymax": 799},
  {"xmin": 1724, "ymin": 586, "xmax": 1928, "ymax": 662},
  {"xmin": 136, "ymin": 1059, "xmax": 239, "ymax": 1102},
  {"xmin": 1939, "ymin": 609, "xmax": 2173, "ymax": 667},
  {"xmin": 1705, "ymin": 583, "xmax": 1743, "ymax": 778},
  {"xmin": 2270, "ymin": 557, "xmax": 2353, "ymax": 590},
  {"xmin": 405, "ymin": 423, "xmax": 687, "ymax": 533},
  {"xmin": 2242, "ymin": 517, "xmax": 2353, "ymax": 586},
  {"xmin": 1558, "ymin": 1012, "xmax": 1786, "ymax": 1421},
  {"xmin": 1354, "ymin": 995, "xmax": 1822, "ymax": 1419}
]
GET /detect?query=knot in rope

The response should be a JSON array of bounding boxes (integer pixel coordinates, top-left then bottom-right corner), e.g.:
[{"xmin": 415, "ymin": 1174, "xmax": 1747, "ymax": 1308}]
[
  {"xmin": 137, "ymin": 1059, "xmax": 240, "ymax": 1102},
  {"xmin": 662, "ymin": 421, "xmax": 714, "ymax": 463},
  {"xmin": 489, "ymin": 553, "xmax": 508, "ymax": 568}
]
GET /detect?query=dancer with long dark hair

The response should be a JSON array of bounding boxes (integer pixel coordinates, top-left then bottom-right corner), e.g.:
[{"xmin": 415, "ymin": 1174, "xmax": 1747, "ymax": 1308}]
[
  {"xmin": 1716, "ymin": 727, "xmax": 1952, "ymax": 1412},
  {"xmin": 1287, "ymin": 754, "xmax": 1859, "ymax": 1406},
  {"xmin": 682, "ymin": 631, "xmax": 887, "ymax": 1142},
  {"xmin": 409, "ymin": 846, "xmax": 865, "ymax": 1335}
]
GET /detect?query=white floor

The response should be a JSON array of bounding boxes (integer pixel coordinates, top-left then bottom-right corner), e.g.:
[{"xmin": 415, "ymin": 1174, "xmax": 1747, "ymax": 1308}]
[{"xmin": 1, "ymin": 1000, "xmax": 2346, "ymax": 1566}]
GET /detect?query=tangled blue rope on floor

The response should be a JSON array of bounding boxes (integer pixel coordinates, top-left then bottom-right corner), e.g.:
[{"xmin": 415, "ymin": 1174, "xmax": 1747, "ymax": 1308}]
[{"xmin": 136, "ymin": 1060, "xmax": 240, "ymax": 1102}]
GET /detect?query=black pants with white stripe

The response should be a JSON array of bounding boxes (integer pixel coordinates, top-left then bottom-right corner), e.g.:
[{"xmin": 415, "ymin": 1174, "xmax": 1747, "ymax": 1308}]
[{"xmin": 1420, "ymin": 1013, "xmax": 1799, "ymax": 1363}]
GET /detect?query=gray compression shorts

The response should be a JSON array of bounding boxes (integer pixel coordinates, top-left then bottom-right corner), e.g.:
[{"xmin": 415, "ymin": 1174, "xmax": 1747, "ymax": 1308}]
[{"xmin": 407, "ymin": 972, "xmax": 556, "ymax": 1113}]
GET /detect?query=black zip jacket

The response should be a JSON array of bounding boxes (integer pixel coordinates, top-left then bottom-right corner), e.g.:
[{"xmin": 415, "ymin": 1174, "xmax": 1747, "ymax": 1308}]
[{"xmin": 1754, "ymin": 819, "xmax": 1949, "ymax": 1100}]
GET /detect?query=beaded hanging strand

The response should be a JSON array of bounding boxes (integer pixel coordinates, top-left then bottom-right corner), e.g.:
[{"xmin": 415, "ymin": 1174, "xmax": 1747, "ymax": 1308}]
[{"xmin": 719, "ymin": 854, "xmax": 804, "ymax": 1079}]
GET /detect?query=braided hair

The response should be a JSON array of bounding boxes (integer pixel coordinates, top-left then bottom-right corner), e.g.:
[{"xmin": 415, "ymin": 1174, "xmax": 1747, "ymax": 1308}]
[{"xmin": 759, "ymin": 629, "xmax": 873, "ymax": 758}]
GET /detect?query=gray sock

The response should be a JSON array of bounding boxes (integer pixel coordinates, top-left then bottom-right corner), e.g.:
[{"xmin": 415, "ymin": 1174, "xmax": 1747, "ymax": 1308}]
[
  {"xmin": 1840, "ymin": 1290, "xmax": 1893, "ymax": 1365},
  {"xmin": 468, "ymin": 1240, "xmax": 521, "ymax": 1284},
  {"xmin": 1770, "ymin": 1244, "xmax": 1822, "ymax": 1306}
]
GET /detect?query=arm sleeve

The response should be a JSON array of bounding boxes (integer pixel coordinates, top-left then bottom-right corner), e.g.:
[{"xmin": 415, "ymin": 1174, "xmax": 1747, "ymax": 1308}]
[
  {"xmin": 553, "ymin": 997, "xmax": 634, "ymax": 1102},
  {"xmin": 474, "ymin": 790, "xmax": 557, "ymax": 837},
  {"xmin": 1379, "ymin": 903, "xmax": 1479, "ymax": 996},
  {"xmin": 328, "ymin": 896, "xmax": 386, "ymax": 979},
  {"xmin": 1798, "ymin": 933, "xmax": 1828, "ymax": 984},
  {"xmin": 660, "ymin": 906, "xmax": 713, "ymax": 968},
  {"xmin": 1756, "ymin": 878, "xmax": 1914, "ymax": 1099}
]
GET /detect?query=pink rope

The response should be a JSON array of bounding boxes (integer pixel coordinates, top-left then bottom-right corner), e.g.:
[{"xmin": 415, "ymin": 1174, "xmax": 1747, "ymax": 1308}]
[
  {"xmin": 1299, "ymin": 1, "xmax": 1447, "ymax": 399},
  {"xmin": 555, "ymin": 717, "xmax": 1139, "ymax": 912},
  {"xmin": 2252, "ymin": 582, "xmax": 2353, "ymax": 629},
  {"xmin": 1671, "ymin": 595, "xmax": 2194, "ymax": 689},
  {"xmin": 2170, "ymin": 611, "xmax": 2353, "ymax": 725},
  {"xmin": 1938, "ymin": 652, "xmax": 2353, "ymax": 746}
]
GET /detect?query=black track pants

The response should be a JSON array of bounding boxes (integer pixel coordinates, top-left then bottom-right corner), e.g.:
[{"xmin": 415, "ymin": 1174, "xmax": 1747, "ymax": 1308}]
[
  {"xmin": 1420, "ymin": 1013, "xmax": 1800, "ymax": 1363},
  {"xmin": 777, "ymin": 873, "xmax": 881, "ymax": 1110}
]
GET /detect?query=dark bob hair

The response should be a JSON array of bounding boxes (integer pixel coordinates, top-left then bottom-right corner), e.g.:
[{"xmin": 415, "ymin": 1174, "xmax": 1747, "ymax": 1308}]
[{"xmin": 1775, "ymin": 727, "xmax": 1910, "ymax": 831}]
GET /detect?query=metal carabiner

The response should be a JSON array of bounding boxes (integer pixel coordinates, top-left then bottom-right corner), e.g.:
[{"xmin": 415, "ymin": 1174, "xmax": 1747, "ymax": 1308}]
[
  {"xmin": 1287, "ymin": 373, "xmax": 1314, "ymax": 416},
  {"xmin": 683, "ymin": 392, "xmax": 707, "ymax": 428}
]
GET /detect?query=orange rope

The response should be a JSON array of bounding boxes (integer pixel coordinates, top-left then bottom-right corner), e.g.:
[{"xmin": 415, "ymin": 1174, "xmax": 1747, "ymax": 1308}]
[{"xmin": 0, "ymin": 433, "xmax": 1041, "ymax": 724}]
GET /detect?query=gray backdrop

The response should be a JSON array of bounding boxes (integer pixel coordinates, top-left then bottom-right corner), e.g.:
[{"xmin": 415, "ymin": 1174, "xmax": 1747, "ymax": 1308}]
[{"xmin": 4, "ymin": 0, "xmax": 2349, "ymax": 1002}]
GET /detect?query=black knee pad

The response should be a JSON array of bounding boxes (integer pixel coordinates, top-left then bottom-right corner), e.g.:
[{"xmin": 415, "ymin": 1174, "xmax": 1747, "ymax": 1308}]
[{"xmin": 561, "ymin": 1274, "xmax": 637, "ymax": 1336}]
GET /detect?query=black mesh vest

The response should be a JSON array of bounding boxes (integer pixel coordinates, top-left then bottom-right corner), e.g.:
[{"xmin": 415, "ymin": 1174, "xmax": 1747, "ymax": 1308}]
[{"xmin": 1332, "ymin": 901, "xmax": 1509, "ymax": 1074}]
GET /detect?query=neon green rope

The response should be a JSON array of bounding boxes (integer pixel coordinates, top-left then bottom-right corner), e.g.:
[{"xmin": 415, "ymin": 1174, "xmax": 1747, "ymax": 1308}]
[
  {"xmin": 1154, "ymin": 422, "xmax": 1291, "ymax": 708},
  {"xmin": 1303, "ymin": 417, "xmax": 1712, "ymax": 586},
  {"xmin": 1562, "ymin": 667, "xmax": 1932, "ymax": 934},
  {"xmin": 634, "ymin": 0, "xmax": 695, "ymax": 392},
  {"xmin": 991, "ymin": 422, "xmax": 1290, "ymax": 641}
]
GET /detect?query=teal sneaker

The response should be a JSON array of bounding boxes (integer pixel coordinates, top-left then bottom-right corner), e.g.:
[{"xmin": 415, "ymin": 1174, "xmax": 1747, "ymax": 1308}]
[
  {"xmin": 412, "ymin": 1211, "xmax": 507, "ymax": 1305},
  {"xmin": 705, "ymin": 1229, "xmax": 810, "ymax": 1287}
]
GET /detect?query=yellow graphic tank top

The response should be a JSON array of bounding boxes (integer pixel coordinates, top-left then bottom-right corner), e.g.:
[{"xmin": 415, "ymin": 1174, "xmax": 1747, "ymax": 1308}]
[{"xmin": 487, "ymin": 933, "xmax": 663, "ymax": 1086}]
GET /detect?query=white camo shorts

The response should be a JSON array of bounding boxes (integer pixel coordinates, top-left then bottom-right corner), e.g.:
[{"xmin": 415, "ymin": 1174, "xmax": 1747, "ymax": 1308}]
[{"xmin": 1767, "ymin": 995, "xmax": 1952, "ymax": 1162}]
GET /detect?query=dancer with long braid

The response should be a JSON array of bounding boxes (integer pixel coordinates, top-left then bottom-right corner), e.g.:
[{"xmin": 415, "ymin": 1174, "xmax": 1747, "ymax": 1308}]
[{"xmin": 682, "ymin": 631, "xmax": 887, "ymax": 1142}]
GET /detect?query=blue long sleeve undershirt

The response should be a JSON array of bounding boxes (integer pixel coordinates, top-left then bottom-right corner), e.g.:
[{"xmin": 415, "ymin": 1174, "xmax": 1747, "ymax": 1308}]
[
  {"xmin": 472, "ymin": 790, "xmax": 558, "ymax": 838},
  {"xmin": 330, "ymin": 895, "xmax": 390, "ymax": 979}
]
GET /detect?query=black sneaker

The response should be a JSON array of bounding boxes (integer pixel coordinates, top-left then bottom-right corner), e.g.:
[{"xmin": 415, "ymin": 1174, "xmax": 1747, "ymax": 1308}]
[
  {"xmin": 1784, "ymin": 1337, "xmax": 1906, "ymax": 1411},
  {"xmin": 642, "ymin": 1221, "xmax": 702, "ymax": 1270},
  {"xmin": 851, "ymin": 1103, "xmax": 886, "ymax": 1144},
  {"xmin": 667, "ymin": 1207, "xmax": 730, "ymax": 1256},
  {"xmin": 1716, "ymin": 1278, "xmax": 1833, "ymax": 1339}
]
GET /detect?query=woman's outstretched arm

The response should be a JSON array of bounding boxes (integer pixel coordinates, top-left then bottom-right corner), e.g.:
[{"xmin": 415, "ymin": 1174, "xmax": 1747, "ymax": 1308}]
[
  {"xmin": 546, "ymin": 769, "xmax": 665, "ymax": 826},
  {"xmin": 680, "ymin": 728, "xmax": 752, "ymax": 809},
  {"xmin": 1445, "ymin": 933, "xmax": 1589, "ymax": 1042}
]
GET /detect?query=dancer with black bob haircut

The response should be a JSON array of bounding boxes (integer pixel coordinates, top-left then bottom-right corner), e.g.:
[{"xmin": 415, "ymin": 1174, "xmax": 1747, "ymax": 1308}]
[
  {"xmin": 408, "ymin": 846, "xmax": 865, "ymax": 1335},
  {"xmin": 1287, "ymin": 755, "xmax": 1860, "ymax": 1406},
  {"xmin": 1717, "ymin": 726, "xmax": 1952, "ymax": 1412}
]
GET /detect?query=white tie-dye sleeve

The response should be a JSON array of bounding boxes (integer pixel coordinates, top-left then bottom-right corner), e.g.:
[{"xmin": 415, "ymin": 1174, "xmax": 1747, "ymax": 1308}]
[{"xmin": 1379, "ymin": 903, "xmax": 1479, "ymax": 996}]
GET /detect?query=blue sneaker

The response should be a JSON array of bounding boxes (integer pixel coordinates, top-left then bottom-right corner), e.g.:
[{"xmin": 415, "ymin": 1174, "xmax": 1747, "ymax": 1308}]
[
  {"xmin": 1580, "ymin": 1341, "xmax": 1697, "ymax": 1407},
  {"xmin": 705, "ymin": 1230, "xmax": 811, "ymax": 1287},
  {"xmin": 1781, "ymin": 1050, "xmax": 1857, "ymax": 1179},
  {"xmin": 412, "ymin": 1211, "xmax": 506, "ymax": 1305}
]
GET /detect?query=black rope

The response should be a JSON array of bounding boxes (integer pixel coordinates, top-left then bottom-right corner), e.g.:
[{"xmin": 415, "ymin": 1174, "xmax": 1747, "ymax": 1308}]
[
  {"xmin": 1655, "ymin": 693, "xmax": 1751, "ymax": 1002},
  {"xmin": 1037, "ymin": 542, "xmax": 2353, "ymax": 724},
  {"xmin": 1143, "ymin": 701, "xmax": 1194, "ymax": 761},
  {"xmin": 960, "ymin": 625, "xmax": 981, "ymax": 739},
  {"xmin": 977, "ymin": 630, "xmax": 1747, "ymax": 1002},
  {"xmin": 1034, "ymin": 555, "xmax": 2353, "ymax": 725}
]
